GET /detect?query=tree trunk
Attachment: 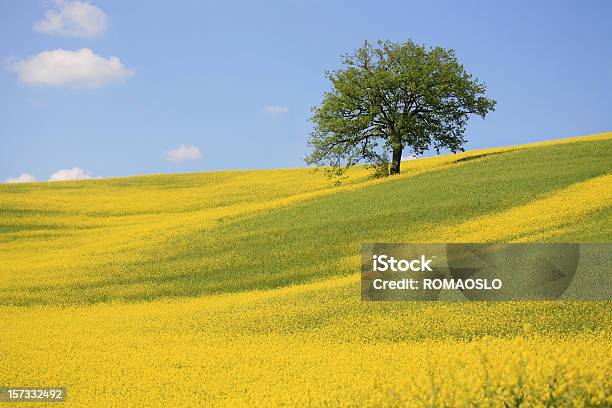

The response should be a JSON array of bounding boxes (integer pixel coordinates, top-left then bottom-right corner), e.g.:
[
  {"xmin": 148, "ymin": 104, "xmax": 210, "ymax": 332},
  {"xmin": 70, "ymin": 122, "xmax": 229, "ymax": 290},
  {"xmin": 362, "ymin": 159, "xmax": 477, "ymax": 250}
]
[{"xmin": 390, "ymin": 143, "xmax": 403, "ymax": 175}]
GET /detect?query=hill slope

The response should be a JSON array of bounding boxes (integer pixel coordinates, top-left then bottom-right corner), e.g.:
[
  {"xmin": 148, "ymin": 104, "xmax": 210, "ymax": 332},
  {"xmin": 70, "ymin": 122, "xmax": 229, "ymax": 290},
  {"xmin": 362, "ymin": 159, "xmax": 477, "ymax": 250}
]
[
  {"xmin": 0, "ymin": 132, "xmax": 611, "ymax": 406},
  {"xmin": 1, "ymin": 133, "xmax": 611, "ymax": 305}
]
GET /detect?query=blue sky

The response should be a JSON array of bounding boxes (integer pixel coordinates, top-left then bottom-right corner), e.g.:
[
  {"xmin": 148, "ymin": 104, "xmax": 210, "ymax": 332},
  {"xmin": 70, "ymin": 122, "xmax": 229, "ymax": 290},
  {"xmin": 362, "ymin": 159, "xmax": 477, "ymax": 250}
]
[{"xmin": 1, "ymin": 0, "xmax": 611, "ymax": 182}]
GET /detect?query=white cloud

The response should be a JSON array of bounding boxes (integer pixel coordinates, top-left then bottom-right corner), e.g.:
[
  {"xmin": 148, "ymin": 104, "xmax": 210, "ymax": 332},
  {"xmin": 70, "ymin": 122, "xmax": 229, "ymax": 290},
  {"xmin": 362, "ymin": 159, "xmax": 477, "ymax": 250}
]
[
  {"xmin": 49, "ymin": 167, "xmax": 93, "ymax": 181},
  {"xmin": 262, "ymin": 105, "xmax": 288, "ymax": 115},
  {"xmin": 6, "ymin": 48, "xmax": 132, "ymax": 89},
  {"xmin": 34, "ymin": 0, "xmax": 108, "ymax": 38},
  {"xmin": 165, "ymin": 145, "xmax": 202, "ymax": 162},
  {"xmin": 6, "ymin": 173, "xmax": 37, "ymax": 183},
  {"xmin": 402, "ymin": 154, "xmax": 418, "ymax": 161}
]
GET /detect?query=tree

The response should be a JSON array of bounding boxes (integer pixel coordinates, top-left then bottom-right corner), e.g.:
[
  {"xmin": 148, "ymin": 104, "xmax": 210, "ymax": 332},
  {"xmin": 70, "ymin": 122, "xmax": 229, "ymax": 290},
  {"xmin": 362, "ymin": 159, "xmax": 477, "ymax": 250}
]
[{"xmin": 305, "ymin": 40, "xmax": 496, "ymax": 177}]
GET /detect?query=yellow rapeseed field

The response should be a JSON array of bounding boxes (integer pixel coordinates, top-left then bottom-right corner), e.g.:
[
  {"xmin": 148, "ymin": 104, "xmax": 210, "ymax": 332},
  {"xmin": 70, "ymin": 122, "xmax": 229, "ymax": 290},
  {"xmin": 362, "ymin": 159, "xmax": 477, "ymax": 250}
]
[{"xmin": 1, "ymin": 133, "xmax": 611, "ymax": 406}]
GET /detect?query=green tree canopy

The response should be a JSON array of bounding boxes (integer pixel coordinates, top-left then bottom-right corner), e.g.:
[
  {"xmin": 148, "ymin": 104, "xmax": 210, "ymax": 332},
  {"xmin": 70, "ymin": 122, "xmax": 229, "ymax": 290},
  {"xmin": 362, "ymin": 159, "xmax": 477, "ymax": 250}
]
[{"xmin": 306, "ymin": 40, "xmax": 496, "ymax": 177}]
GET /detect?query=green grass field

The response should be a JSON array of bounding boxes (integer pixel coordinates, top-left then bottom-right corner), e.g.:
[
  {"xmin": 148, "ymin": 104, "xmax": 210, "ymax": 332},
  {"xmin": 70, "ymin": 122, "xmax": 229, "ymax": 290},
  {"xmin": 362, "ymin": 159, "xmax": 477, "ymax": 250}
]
[{"xmin": 0, "ymin": 133, "xmax": 611, "ymax": 406}]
